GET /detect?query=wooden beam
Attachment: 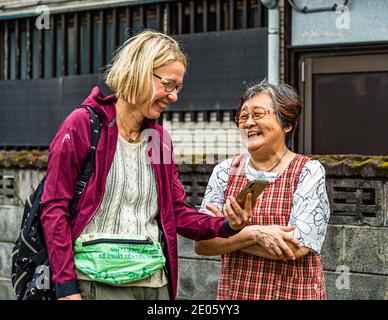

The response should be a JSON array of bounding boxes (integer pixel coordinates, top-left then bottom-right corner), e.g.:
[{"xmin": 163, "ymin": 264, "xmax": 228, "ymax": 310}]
[
  {"xmin": 87, "ymin": 12, "xmax": 93, "ymax": 74},
  {"xmin": 155, "ymin": 3, "xmax": 163, "ymax": 32},
  {"xmin": 166, "ymin": 2, "xmax": 172, "ymax": 34},
  {"xmin": 3, "ymin": 21, "xmax": 9, "ymax": 79},
  {"xmin": 73, "ymin": 12, "xmax": 80, "ymax": 75},
  {"xmin": 256, "ymin": 0, "xmax": 263, "ymax": 27},
  {"xmin": 202, "ymin": 0, "xmax": 208, "ymax": 33},
  {"xmin": 139, "ymin": 5, "xmax": 145, "ymax": 29},
  {"xmin": 229, "ymin": 0, "xmax": 235, "ymax": 30},
  {"xmin": 126, "ymin": 7, "xmax": 132, "ymax": 36},
  {"xmin": 216, "ymin": 0, "xmax": 222, "ymax": 32},
  {"xmin": 242, "ymin": 0, "xmax": 249, "ymax": 29},
  {"xmin": 61, "ymin": 14, "xmax": 68, "ymax": 76},
  {"xmin": 112, "ymin": 9, "xmax": 119, "ymax": 50},
  {"xmin": 38, "ymin": 27, "xmax": 45, "ymax": 78},
  {"xmin": 15, "ymin": 19, "xmax": 21, "ymax": 79},
  {"xmin": 177, "ymin": 1, "xmax": 183, "ymax": 34},
  {"xmin": 190, "ymin": 1, "xmax": 196, "ymax": 33},
  {"xmin": 50, "ymin": 14, "xmax": 56, "ymax": 78},
  {"xmin": 26, "ymin": 18, "xmax": 33, "ymax": 79},
  {"xmin": 99, "ymin": 10, "xmax": 106, "ymax": 68}
]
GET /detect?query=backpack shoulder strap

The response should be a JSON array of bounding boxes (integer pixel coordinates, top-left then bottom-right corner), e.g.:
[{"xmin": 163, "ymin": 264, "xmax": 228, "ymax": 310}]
[{"xmin": 68, "ymin": 106, "xmax": 102, "ymax": 219}]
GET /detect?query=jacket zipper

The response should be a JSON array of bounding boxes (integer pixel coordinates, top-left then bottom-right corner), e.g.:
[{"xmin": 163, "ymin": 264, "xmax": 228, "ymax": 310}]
[
  {"xmin": 74, "ymin": 120, "xmax": 113, "ymax": 240},
  {"xmin": 82, "ymin": 238, "xmax": 153, "ymax": 246},
  {"xmin": 151, "ymin": 161, "xmax": 171, "ymax": 294}
]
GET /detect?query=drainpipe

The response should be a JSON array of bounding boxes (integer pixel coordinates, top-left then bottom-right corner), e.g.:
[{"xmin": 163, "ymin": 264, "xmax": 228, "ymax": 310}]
[{"xmin": 261, "ymin": 0, "xmax": 279, "ymax": 84}]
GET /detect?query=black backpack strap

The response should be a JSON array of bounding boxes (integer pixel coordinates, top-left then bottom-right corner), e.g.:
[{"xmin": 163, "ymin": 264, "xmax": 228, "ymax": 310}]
[{"xmin": 68, "ymin": 106, "xmax": 101, "ymax": 220}]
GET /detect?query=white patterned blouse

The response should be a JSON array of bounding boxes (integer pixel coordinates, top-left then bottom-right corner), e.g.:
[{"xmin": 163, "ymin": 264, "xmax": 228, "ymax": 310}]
[{"xmin": 199, "ymin": 155, "xmax": 330, "ymax": 253}]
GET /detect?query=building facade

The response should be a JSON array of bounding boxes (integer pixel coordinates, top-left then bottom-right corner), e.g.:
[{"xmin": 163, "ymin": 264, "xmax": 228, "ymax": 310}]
[{"xmin": 0, "ymin": 0, "xmax": 387, "ymax": 300}]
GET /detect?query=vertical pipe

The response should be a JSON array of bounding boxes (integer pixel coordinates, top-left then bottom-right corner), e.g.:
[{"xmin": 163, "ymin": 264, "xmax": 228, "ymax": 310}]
[{"xmin": 268, "ymin": 7, "xmax": 279, "ymax": 84}]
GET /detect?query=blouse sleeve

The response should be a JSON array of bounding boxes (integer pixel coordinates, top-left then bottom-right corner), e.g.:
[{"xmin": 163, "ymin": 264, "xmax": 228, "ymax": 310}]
[
  {"xmin": 199, "ymin": 159, "xmax": 232, "ymax": 215},
  {"xmin": 288, "ymin": 160, "xmax": 330, "ymax": 253}
]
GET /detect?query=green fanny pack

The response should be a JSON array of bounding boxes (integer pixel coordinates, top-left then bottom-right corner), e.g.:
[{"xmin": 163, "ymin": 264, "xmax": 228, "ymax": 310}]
[{"xmin": 73, "ymin": 233, "xmax": 166, "ymax": 285}]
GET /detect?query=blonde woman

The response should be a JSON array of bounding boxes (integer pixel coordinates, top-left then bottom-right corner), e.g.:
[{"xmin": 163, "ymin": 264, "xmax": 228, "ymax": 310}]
[{"xmin": 40, "ymin": 30, "xmax": 252, "ymax": 300}]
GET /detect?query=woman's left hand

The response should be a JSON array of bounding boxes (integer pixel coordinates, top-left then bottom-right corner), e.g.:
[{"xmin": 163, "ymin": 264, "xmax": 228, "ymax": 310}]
[{"xmin": 206, "ymin": 193, "xmax": 252, "ymax": 230}]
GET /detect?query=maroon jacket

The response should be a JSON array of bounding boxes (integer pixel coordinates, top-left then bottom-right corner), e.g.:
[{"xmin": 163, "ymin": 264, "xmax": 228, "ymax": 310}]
[{"xmin": 40, "ymin": 87, "xmax": 237, "ymax": 299}]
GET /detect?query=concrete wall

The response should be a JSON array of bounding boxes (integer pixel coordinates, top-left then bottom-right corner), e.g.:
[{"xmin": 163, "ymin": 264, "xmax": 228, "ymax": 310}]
[
  {"xmin": 1, "ymin": 168, "xmax": 387, "ymax": 300},
  {"xmin": 176, "ymin": 224, "xmax": 388, "ymax": 300},
  {"xmin": 291, "ymin": 0, "xmax": 388, "ymax": 45}
]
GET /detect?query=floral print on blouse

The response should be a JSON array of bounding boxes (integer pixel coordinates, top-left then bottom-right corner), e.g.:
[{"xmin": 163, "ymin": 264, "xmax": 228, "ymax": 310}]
[{"xmin": 200, "ymin": 155, "xmax": 330, "ymax": 253}]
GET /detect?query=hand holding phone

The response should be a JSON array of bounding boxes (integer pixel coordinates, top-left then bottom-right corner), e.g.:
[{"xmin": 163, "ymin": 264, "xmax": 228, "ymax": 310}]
[{"xmin": 236, "ymin": 180, "xmax": 268, "ymax": 208}]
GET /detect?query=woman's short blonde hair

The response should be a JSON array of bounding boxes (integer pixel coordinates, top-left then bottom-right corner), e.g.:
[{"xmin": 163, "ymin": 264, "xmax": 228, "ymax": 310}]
[{"xmin": 105, "ymin": 30, "xmax": 187, "ymax": 105}]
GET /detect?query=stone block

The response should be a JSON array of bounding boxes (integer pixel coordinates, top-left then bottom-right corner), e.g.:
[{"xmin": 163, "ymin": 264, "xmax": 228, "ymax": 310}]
[
  {"xmin": 0, "ymin": 242, "xmax": 14, "ymax": 279},
  {"xmin": 15, "ymin": 170, "xmax": 45, "ymax": 207},
  {"xmin": 325, "ymin": 271, "xmax": 388, "ymax": 300},
  {"xmin": 342, "ymin": 226, "xmax": 388, "ymax": 275},
  {"xmin": 0, "ymin": 279, "xmax": 15, "ymax": 300},
  {"xmin": 321, "ymin": 225, "xmax": 388, "ymax": 275},
  {"xmin": 321, "ymin": 225, "xmax": 344, "ymax": 271},
  {"xmin": 177, "ymin": 235, "xmax": 220, "ymax": 261},
  {"xmin": 177, "ymin": 258, "xmax": 221, "ymax": 300},
  {"xmin": 0, "ymin": 206, "xmax": 23, "ymax": 243}
]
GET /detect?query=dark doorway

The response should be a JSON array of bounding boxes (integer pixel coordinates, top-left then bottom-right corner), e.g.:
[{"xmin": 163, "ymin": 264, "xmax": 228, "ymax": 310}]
[{"xmin": 300, "ymin": 54, "xmax": 388, "ymax": 155}]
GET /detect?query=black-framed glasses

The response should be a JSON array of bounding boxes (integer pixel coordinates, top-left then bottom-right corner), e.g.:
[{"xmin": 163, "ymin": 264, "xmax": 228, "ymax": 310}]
[
  {"xmin": 153, "ymin": 73, "xmax": 183, "ymax": 94},
  {"xmin": 236, "ymin": 107, "xmax": 273, "ymax": 125}
]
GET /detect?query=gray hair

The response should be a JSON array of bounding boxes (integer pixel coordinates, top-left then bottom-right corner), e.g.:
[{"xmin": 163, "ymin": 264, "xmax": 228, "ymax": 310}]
[{"xmin": 235, "ymin": 79, "xmax": 302, "ymax": 146}]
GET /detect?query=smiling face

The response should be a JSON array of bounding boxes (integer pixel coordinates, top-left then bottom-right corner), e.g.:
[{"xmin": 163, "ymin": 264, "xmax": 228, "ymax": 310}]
[
  {"xmin": 239, "ymin": 93, "xmax": 291, "ymax": 154},
  {"xmin": 138, "ymin": 60, "xmax": 185, "ymax": 120}
]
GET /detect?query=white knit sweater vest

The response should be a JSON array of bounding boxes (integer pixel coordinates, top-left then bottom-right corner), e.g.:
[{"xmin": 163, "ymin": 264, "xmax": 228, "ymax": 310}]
[{"xmin": 76, "ymin": 134, "xmax": 168, "ymax": 287}]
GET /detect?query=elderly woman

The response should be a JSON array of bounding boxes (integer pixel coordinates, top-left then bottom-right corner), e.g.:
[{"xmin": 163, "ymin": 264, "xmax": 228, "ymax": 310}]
[
  {"xmin": 40, "ymin": 30, "xmax": 251, "ymax": 301},
  {"xmin": 194, "ymin": 80, "xmax": 330, "ymax": 300}
]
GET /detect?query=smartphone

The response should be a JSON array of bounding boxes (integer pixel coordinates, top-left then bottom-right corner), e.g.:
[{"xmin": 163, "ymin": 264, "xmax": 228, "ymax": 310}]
[{"xmin": 235, "ymin": 180, "xmax": 268, "ymax": 208}]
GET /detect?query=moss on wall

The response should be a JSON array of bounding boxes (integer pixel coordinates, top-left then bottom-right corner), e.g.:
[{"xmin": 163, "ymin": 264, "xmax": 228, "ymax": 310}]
[
  {"xmin": 0, "ymin": 150, "xmax": 48, "ymax": 169},
  {"xmin": 0, "ymin": 150, "xmax": 387, "ymax": 177}
]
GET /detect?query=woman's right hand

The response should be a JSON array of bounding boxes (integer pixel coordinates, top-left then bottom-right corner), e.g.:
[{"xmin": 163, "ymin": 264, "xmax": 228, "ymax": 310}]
[
  {"xmin": 246, "ymin": 225, "xmax": 302, "ymax": 260},
  {"xmin": 58, "ymin": 293, "xmax": 82, "ymax": 300}
]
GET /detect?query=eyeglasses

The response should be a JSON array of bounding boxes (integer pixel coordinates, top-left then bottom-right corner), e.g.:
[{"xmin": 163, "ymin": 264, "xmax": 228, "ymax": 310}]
[
  {"xmin": 153, "ymin": 73, "xmax": 183, "ymax": 94},
  {"xmin": 236, "ymin": 107, "xmax": 273, "ymax": 125}
]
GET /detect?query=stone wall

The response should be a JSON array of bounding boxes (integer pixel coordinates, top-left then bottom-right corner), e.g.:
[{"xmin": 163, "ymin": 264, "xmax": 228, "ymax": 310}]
[{"xmin": 1, "ymin": 154, "xmax": 387, "ymax": 300}]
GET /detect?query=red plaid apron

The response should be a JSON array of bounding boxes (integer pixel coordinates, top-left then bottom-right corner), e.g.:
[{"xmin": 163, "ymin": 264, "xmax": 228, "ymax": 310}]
[{"xmin": 217, "ymin": 154, "xmax": 326, "ymax": 300}]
